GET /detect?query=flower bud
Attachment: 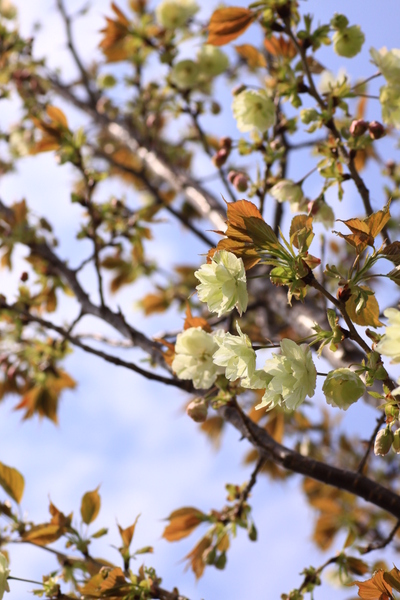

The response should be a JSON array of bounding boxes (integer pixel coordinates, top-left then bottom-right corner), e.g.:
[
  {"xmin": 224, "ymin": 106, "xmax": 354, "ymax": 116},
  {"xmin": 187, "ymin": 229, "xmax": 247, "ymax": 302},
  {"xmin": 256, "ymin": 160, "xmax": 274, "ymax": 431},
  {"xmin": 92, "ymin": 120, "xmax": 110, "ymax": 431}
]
[
  {"xmin": 0, "ymin": 0, "xmax": 17, "ymax": 19},
  {"xmin": 212, "ymin": 148, "xmax": 229, "ymax": 168},
  {"xmin": 349, "ymin": 119, "xmax": 368, "ymax": 137},
  {"xmin": 300, "ymin": 108, "xmax": 319, "ymax": 124},
  {"xmin": 330, "ymin": 13, "xmax": 349, "ymax": 30},
  {"xmin": 374, "ymin": 428, "xmax": 394, "ymax": 456},
  {"xmin": 369, "ymin": 120, "xmax": 386, "ymax": 140},
  {"xmin": 233, "ymin": 174, "xmax": 249, "ymax": 192},
  {"xmin": 219, "ymin": 137, "xmax": 232, "ymax": 150},
  {"xmin": 170, "ymin": 60, "xmax": 199, "ymax": 89},
  {"xmin": 393, "ymin": 429, "xmax": 400, "ymax": 453},
  {"xmin": 186, "ymin": 398, "xmax": 208, "ymax": 422},
  {"xmin": 156, "ymin": 0, "xmax": 199, "ymax": 29},
  {"xmin": 227, "ymin": 170, "xmax": 237, "ymax": 184},
  {"xmin": 337, "ymin": 285, "xmax": 352, "ymax": 303},
  {"xmin": 323, "ymin": 368, "xmax": 365, "ymax": 410},
  {"xmin": 197, "ymin": 45, "xmax": 229, "ymax": 77},
  {"xmin": 333, "ymin": 25, "xmax": 365, "ymax": 58}
]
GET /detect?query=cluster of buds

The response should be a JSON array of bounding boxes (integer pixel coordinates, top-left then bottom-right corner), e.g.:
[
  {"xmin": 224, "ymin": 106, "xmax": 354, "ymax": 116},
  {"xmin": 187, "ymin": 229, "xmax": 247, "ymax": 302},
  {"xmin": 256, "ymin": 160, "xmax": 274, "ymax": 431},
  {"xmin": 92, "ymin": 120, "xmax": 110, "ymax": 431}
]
[
  {"xmin": 349, "ymin": 118, "xmax": 386, "ymax": 140},
  {"xmin": 212, "ymin": 136, "xmax": 232, "ymax": 168},
  {"xmin": 228, "ymin": 170, "xmax": 249, "ymax": 192}
]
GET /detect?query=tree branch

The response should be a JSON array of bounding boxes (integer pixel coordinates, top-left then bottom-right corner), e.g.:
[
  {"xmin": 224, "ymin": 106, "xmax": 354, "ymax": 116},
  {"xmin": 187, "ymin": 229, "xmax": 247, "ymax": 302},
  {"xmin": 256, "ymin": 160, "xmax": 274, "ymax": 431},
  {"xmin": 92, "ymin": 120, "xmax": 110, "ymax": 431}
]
[
  {"xmin": 45, "ymin": 75, "xmax": 227, "ymax": 232},
  {"xmin": 220, "ymin": 401, "xmax": 400, "ymax": 520}
]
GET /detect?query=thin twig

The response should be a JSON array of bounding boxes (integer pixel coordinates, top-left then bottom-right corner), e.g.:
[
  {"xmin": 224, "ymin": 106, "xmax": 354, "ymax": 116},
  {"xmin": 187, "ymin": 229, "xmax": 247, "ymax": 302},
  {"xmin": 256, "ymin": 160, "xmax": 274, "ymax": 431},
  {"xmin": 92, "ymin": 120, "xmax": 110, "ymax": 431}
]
[
  {"xmin": 357, "ymin": 415, "xmax": 386, "ymax": 473},
  {"xmin": 55, "ymin": 0, "xmax": 99, "ymax": 107},
  {"xmin": 359, "ymin": 519, "xmax": 400, "ymax": 554}
]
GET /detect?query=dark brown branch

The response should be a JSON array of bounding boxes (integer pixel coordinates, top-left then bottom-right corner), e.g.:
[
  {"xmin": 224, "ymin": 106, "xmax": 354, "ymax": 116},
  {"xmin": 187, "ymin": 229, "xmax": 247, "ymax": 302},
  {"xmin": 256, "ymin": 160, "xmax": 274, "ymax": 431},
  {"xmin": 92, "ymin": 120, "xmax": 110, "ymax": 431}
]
[
  {"xmin": 219, "ymin": 401, "xmax": 400, "ymax": 520},
  {"xmin": 45, "ymin": 75, "xmax": 227, "ymax": 231},
  {"xmin": 0, "ymin": 300, "xmax": 189, "ymax": 390},
  {"xmin": 285, "ymin": 24, "xmax": 390, "ymax": 243},
  {"xmin": 93, "ymin": 146, "xmax": 215, "ymax": 247}
]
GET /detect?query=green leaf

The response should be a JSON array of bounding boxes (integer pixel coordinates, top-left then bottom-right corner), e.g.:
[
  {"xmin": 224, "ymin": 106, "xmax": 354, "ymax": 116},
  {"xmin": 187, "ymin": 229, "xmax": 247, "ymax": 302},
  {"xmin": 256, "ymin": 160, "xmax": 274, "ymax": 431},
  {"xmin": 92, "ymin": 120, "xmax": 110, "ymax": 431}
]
[
  {"xmin": 0, "ymin": 461, "xmax": 25, "ymax": 504},
  {"xmin": 81, "ymin": 486, "xmax": 101, "ymax": 524}
]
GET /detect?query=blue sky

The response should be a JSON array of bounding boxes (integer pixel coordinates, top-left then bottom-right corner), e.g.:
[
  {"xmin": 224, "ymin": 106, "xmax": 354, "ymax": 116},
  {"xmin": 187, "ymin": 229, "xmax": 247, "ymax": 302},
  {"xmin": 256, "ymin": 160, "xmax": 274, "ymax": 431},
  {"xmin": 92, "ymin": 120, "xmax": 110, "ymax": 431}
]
[{"xmin": 1, "ymin": 1, "xmax": 400, "ymax": 599}]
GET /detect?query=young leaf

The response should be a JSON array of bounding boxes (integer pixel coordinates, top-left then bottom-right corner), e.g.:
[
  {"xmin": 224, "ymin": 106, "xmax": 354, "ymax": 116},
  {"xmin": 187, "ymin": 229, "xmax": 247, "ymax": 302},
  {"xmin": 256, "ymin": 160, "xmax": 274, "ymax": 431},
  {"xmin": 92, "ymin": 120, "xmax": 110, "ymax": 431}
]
[
  {"xmin": 350, "ymin": 569, "xmax": 393, "ymax": 599},
  {"xmin": 207, "ymin": 8, "xmax": 255, "ymax": 46},
  {"xmin": 81, "ymin": 486, "xmax": 101, "ymax": 525},
  {"xmin": 0, "ymin": 461, "xmax": 24, "ymax": 504},
  {"xmin": 345, "ymin": 286, "xmax": 383, "ymax": 327},
  {"xmin": 162, "ymin": 507, "xmax": 205, "ymax": 542},
  {"xmin": 235, "ymin": 44, "xmax": 266, "ymax": 68}
]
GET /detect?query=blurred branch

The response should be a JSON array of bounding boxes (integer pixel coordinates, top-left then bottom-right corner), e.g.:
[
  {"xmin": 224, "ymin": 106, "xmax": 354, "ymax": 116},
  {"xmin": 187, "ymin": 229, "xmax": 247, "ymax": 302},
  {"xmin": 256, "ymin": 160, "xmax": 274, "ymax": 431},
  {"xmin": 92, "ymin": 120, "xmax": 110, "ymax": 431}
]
[
  {"xmin": 220, "ymin": 401, "xmax": 400, "ymax": 520},
  {"xmin": 46, "ymin": 75, "xmax": 227, "ymax": 231}
]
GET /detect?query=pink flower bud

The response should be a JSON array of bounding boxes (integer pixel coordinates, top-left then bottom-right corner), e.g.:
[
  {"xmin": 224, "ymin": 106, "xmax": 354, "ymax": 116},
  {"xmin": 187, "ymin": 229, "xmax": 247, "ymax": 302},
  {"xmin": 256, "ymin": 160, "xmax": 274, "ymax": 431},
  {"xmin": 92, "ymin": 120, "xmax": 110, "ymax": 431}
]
[
  {"xmin": 186, "ymin": 398, "xmax": 208, "ymax": 422},
  {"xmin": 349, "ymin": 119, "xmax": 368, "ymax": 137},
  {"xmin": 212, "ymin": 148, "xmax": 229, "ymax": 168},
  {"xmin": 233, "ymin": 174, "xmax": 249, "ymax": 192},
  {"xmin": 369, "ymin": 121, "xmax": 386, "ymax": 140}
]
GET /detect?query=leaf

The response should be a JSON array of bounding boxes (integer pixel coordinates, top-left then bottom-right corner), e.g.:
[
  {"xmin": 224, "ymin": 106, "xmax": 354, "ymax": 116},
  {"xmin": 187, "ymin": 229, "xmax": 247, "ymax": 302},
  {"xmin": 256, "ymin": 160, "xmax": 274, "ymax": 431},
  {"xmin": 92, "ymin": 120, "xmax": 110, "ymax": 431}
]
[
  {"xmin": 15, "ymin": 370, "xmax": 76, "ymax": 423},
  {"xmin": 384, "ymin": 566, "xmax": 400, "ymax": 593},
  {"xmin": 162, "ymin": 507, "xmax": 205, "ymax": 542},
  {"xmin": 140, "ymin": 292, "xmax": 170, "ymax": 315},
  {"xmin": 22, "ymin": 523, "xmax": 63, "ymax": 546},
  {"xmin": 81, "ymin": 486, "xmax": 101, "ymax": 524},
  {"xmin": 46, "ymin": 106, "xmax": 68, "ymax": 128},
  {"xmin": 264, "ymin": 35, "xmax": 296, "ymax": 59},
  {"xmin": 200, "ymin": 416, "xmax": 224, "ymax": 449},
  {"xmin": 118, "ymin": 515, "xmax": 140, "ymax": 549},
  {"xmin": 49, "ymin": 500, "xmax": 72, "ymax": 529},
  {"xmin": 289, "ymin": 215, "xmax": 314, "ymax": 251},
  {"xmin": 99, "ymin": 2, "xmax": 131, "ymax": 62},
  {"xmin": 381, "ymin": 241, "xmax": 400, "ymax": 265},
  {"xmin": 184, "ymin": 304, "xmax": 211, "ymax": 332},
  {"xmin": 345, "ymin": 286, "xmax": 383, "ymax": 327},
  {"xmin": 0, "ymin": 461, "xmax": 24, "ymax": 503},
  {"xmin": 235, "ymin": 44, "xmax": 266, "ymax": 68},
  {"xmin": 336, "ymin": 203, "xmax": 391, "ymax": 254},
  {"xmin": 350, "ymin": 570, "xmax": 393, "ymax": 599},
  {"xmin": 211, "ymin": 200, "xmax": 280, "ymax": 269},
  {"xmin": 207, "ymin": 8, "xmax": 254, "ymax": 46},
  {"xmin": 184, "ymin": 535, "xmax": 212, "ymax": 579}
]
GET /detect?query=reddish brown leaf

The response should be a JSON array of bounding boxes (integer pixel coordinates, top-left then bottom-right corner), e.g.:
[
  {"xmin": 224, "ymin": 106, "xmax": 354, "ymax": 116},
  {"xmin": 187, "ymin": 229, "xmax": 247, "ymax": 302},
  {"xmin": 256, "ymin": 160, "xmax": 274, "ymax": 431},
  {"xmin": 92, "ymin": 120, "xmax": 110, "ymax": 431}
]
[
  {"xmin": 264, "ymin": 35, "xmax": 296, "ymax": 59},
  {"xmin": 207, "ymin": 8, "xmax": 254, "ymax": 46},
  {"xmin": 118, "ymin": 515, "xmax": 140, "ymax": 549},
  {"xmin": 350, "ymin": 570, "xmax": 393, "ymax": 599},
  {"xmin": 235, "ymin": 44, "xmax": 266, "ymax": 68},
  {"xmin": 184, "ymin": 304, "xmax": 211, "ymax": 332},
  {"xmin": 99, "ymin": 3, "xmax": 131, "ymax": 62},
  {"xmin": 22, "ymin": 523, "xmax": 63, "ymax": 546},
  {"xmin": 184, "ymin": 535, "xmax": 212, "ymax": 579},
  {"xmin": 162, "ymin": 507, "xmax": 205, "ymax": 542}
]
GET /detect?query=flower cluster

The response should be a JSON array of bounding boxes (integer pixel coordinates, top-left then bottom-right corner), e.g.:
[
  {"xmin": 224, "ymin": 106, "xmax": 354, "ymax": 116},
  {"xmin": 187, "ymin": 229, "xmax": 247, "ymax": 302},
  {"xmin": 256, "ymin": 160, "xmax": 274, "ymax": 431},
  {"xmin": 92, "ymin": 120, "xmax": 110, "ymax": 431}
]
[
  {"xmin": 172, "ymin": 327, "xmax": 224, "ymax": 389},
  {"xmin": 376, "ymin": 308, "xmax": 400, "ymax": 362},
  {"xmin": 370, "ymin": 47, "xmax": 400, "ymax": 128},
  {"xmin": 255, "ymin": 340, "xmax": 317, "ymax": 412},
  {"xmin": 232, "ymin": 89, "xmax": 276, "ymax": 133},
  {"xmin": 194, "ymin": 250, "xmax": 248, "ymax": 317},
  {"xmin": 156, "ymin": 0, "xmax": 199, "ymax": 29},
  {"xmin": 0, "ymin": 554, "xmax": 10, "ymax": 600},
  {"xmin": 170, "ymin": 46, "xmax": 229, "ymax": 89}
]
